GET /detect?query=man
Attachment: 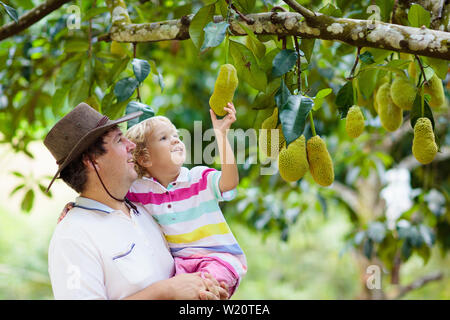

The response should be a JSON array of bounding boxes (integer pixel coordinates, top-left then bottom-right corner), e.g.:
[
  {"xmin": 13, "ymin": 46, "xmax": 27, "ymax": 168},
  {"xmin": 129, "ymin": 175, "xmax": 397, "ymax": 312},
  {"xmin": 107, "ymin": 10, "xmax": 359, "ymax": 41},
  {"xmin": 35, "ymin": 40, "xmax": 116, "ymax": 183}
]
[{"xmin": 44, "ymin": 102, "xmax": 227, "ymax": 299}]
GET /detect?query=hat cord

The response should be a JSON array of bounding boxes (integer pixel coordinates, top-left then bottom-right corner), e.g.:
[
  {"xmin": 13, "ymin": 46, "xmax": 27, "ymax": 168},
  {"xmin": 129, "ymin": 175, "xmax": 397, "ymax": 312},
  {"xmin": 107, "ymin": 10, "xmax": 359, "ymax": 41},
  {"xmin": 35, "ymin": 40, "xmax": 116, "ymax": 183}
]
[{"xmin": 88, "ymin": 156, "xmax": 138, "ymax": 212}]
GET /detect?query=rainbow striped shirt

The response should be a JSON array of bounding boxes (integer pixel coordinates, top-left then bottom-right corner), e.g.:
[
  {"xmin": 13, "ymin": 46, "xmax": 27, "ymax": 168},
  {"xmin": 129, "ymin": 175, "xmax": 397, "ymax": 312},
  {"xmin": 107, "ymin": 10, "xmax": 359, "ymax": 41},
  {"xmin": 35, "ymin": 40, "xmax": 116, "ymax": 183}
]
[{"xmin": 126, "ymin": 166, "xmax": 247, "ymax": 280}]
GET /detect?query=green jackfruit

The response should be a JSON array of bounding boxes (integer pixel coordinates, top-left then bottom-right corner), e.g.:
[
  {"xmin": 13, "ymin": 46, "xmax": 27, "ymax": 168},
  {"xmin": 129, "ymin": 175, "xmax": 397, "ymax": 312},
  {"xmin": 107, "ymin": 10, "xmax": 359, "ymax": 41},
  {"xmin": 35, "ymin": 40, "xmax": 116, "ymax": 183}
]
[
  {"xmin": 259, "ymin": 108, "xmax": 285, "ymax": 159},
  {"xmin": 278, "ymin": 135, "xmax": 309, "ymax": 182},
  {"xmin": 345, "ymin": 105, "xmax": 365, "ymax": 138},
  {"xmin": 424, "ymin": 74, "xmax": 445, "ymax": 108},
  {"xmin": 306, "ymin": 135, "xmax": 334, "ymax": 187},
  {"xmin": 376, "ymin": 82, "xmax": 403, "ymax": 132},
  {"xmin": 408, "ymin": 61, "xmax": 417, "ymax": 81},
  {"xmin": 412, "ymin": 117, "xmax": 438, "ymax": 164},
  {"xmin": 391, "ymin": 76, "xmax": 416, "ymax": 110},
  {"xmin": 209, "ymin": 64, "xmax": 238, "ymax": 116},
  {"xmin": 373, "ymin": 75, "xmax": 390, "ymax": 114}
]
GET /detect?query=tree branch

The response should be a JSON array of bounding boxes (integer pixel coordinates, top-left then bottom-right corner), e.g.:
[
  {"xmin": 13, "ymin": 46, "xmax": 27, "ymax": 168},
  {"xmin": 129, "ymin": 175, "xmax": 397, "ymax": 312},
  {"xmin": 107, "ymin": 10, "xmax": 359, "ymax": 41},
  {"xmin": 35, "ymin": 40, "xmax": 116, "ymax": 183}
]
[
  {"xmin": 282, "ymin": 0, "xmax": 316, "ymax": 21},
  {"xmin": 0, "ymin": 0, "xmax": 72, "ymax": 42},
  {"xmin": 108, "ymin": 11, "xmax": 450, "ymax": 60},
  {"xmin": 392, "ymin": 271, "xmax": 444, "ymax": 299}
]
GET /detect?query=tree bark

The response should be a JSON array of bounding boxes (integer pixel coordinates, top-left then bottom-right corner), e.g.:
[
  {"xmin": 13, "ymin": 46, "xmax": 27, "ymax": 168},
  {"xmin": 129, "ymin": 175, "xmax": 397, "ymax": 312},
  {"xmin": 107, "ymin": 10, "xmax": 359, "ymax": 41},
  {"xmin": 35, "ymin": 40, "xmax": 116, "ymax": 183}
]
[
  {"xmin": 107, "ymin": 10, "xmax": 450, "ymax": 60},
  {"xmin": 0, "ymin": 0, "xmax": 72, "ymax": 42}
]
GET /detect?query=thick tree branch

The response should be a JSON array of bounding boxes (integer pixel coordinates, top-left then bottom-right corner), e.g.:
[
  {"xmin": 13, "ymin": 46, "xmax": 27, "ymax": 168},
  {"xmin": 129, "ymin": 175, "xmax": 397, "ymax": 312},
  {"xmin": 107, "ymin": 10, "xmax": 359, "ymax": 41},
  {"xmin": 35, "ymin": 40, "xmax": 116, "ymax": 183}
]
[
  {"xmin": 108, "ymin": 11, "xmax": 450, "ymax": 60},
  {"xmin": 0, "ymin": 0, "xmax": 72, "ymax": 42}
]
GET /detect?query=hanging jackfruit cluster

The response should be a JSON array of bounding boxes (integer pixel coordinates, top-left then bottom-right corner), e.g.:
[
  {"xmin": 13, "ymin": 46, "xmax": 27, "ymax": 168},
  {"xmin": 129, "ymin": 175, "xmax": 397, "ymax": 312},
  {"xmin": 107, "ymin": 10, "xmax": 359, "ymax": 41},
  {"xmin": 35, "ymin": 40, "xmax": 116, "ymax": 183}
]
[
  {"xmin": 412, "ymin": 117, "xmax": 438, "ymax": 164},
  {"xmin": 258, "ymin": 110, "xmax": 334, "ymax": 186},
  {"xmin": 209, "ymin": 64, "xmax": 239, "ymax": 116}
]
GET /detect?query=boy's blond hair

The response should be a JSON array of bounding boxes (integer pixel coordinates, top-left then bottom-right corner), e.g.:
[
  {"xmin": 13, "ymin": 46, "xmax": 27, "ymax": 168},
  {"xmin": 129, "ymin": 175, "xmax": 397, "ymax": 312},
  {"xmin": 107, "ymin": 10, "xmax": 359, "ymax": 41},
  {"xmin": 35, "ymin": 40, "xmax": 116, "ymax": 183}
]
[{"xmin": 125, "ymin": 115, "xmax": 175, "ymax": 178}]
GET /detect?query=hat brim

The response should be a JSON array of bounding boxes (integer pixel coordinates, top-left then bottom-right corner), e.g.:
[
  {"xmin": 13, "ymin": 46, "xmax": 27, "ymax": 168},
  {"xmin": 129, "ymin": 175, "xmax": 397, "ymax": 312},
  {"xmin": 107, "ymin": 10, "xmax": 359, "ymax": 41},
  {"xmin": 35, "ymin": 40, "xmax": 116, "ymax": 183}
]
[{"xmin": 46, "ymin": 111, "xmax": 142, "ymax": 192}]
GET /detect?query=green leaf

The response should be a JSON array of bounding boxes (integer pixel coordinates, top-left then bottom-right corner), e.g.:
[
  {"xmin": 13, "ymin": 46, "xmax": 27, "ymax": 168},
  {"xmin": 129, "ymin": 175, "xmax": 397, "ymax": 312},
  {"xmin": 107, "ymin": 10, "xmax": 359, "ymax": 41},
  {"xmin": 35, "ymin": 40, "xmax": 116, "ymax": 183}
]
[
  {"xmin": 367, "ymin": 222, "xmax": 386, "ymax": 243},
  {"xmin": 357, "ymin": 68, "xmax": 379, "ymax": 99},
  {"xmin": 84, "ymin": 6, "xmax": 109, "ymax": 21},
  {"xmin": 201, "ymin": 21, "xmax": 229, "ymax": 51},
  {"xmin": 235, "ymin": 0, "xmax": 255, "ymax": 13},
  {"xmin": 149, "ymin": 60, "xmax": 165, "ymax": 92},
  {"xmin": 132, "ymin": 58, "xmax": 151, "ymax": 83},
  {"xmin": 423, "ymin": 57, "xmax": 449, "ymax": 80},
  {"xmin": 363, "ymin": 238, "xmax": 373, "ymax": 259},
  {"xmin": 126, "ymin": 101, "xmax": 155, "ymax": 129},
  {"xmin": 312, "ymin": 88, "xmax": 332, "ymax": 111},
  {"xmin": 260, "ymin": 48, "xmax": 281, "ymax": 75},
  {"xmin": 11, "ymin": 171, "xmax": 24, "ymax": 178},
  {"xmin": 419, "ymin": 225, "xmax": 435, "ymax": 247},
  {"xmin": 107, "ymin": 57, "xmax": 130, "ymax": 86},
  {"xmin": 384, "ymin": 59, "xmax": 410, "ymax": 69},
  {"xmin": 335, "ymin": 81, "xmax": 353, "ymax": 118},
  {"xmin": 279, "ymin": 95, "xmax": 313, "ymax": 145},
  {"xmin": 318, "ymin": 3, "xmax": 342, "ymax": 17},
  {"xmin": 10, "ymin": 183, "xmax": 25, "ymax": 197},
  {"xmin": 0, "ymin": 1, "xmax": 18, "ymax": 23},
  {"xmin": 38, "ymin": 184, "xmax": 52, "ymax": 198},
  {"xmin": 21, "ymin": 189, "xmax": 35, "ymax": 213},
  {"xmin": 274, "ymin": 78, "xmax": 291, "ymax": 110},
  {"xmin": 299, "ymin": 38, "xmax": 315, "ymax": 64},
  {"xmin": 114, "ymin": 77, "xmax": 139, "ymax": 102},
  {"xmin": 69, "ymin": 79, "xmax": 89, "ymax": 107},
  {"xmin": 410, "ymin": 93, "xmax": 434, "ymax": 130},
  {"xmin": 375, "ymin": 0, "xmax": 394, "ymax": 22},
  {"xmin": 401, "ymin": 240, "xmax": 412, "ymax": 261},
  {"xmin": 272, "ymin": 49, "xmax": 298, "ymax": 78},
  {"xmin": 189, "ymin": 3, "xmax": 215, "ymax": 49},
  {"xmin": 238, "ymin": 22, "xmax": 266, "ymax": 60},
  {"xmin": 359, "ymin": 51, "xmax": 375, "ymax": 64},
  {"xmin": 408, "ymin": 4, "xmax": 431, "ymax": 28},
  {"xmin": 229, "ymin": 40, "xmax": 267, "ymax": 91},
  {"xmin": 64, "ymin": 40, "xmax": 90, "ymax": 53}
]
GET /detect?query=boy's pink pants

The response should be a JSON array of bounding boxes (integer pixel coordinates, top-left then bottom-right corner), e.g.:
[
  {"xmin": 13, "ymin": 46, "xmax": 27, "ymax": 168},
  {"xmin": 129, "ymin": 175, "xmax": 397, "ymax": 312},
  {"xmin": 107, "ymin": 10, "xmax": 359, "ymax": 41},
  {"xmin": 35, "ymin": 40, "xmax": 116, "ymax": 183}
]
[{"xmin": 174, "ymin": 256, "xmax": 239, "ymax": 297}]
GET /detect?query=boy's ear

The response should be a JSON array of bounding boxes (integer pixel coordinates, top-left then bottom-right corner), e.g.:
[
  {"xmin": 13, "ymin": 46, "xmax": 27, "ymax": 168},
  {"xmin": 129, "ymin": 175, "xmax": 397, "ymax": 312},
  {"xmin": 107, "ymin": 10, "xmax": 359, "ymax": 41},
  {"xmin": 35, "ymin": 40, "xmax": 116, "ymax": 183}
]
[
  {"xmin": 137, "ymin": 152, "xmax": 152, "ymax": 168},
  {"xmin": 82, "ymin": 154, "xmax": 98, "ymax": 171}
]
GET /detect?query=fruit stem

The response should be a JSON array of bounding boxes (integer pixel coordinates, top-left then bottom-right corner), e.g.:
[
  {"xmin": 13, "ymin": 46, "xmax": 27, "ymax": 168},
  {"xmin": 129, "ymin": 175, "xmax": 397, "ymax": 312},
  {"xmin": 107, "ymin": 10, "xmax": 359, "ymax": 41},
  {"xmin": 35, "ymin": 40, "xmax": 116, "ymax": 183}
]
[
  {"xmin": 225, "ymin": 32, "xmax": 229, "ymax": 64},
  {"xmin": 420, "ymin": 85, "xmax": 424, "ymax": 118},
  {"xmin": 309, "ymin": 111, "xmax": 316, "ymax": 136},
  {"xmin": 352, "ymin": 78, "xmax": 357, "ymax": 106}
]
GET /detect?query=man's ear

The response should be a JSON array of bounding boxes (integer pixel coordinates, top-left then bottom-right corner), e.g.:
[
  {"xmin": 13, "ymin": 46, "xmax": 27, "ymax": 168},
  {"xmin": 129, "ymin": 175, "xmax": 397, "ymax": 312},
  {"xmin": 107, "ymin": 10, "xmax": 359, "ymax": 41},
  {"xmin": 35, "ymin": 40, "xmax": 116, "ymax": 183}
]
[{"xmin": 82, "ymin": 154, "xmax": 99, "ymax": 171}]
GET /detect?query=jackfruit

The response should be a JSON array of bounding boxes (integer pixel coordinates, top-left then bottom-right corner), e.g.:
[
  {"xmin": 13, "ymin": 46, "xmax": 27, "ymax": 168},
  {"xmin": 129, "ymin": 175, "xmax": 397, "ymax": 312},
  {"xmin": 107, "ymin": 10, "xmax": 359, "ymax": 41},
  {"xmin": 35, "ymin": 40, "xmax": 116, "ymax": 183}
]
[
  {"xmin": 209, "ymin": 64, "xmax": 239, "ymax": 116},
  {"xmin": 408, "ymin": 61, "xmax": 417, "ymax": 81},
  {"xmin": 345, "ymin": 105, "xmax": 365, "ymax": 138},
  {"xmin": 373, "ymin": 75, "xmax": 390, "ymax": 114},
  {"xmin": 278, "ymin": 135, "xmax": 309, "ymax": 182},
  {"xmin": 259, "ymin": 108, "xmax": 285, "ymax": 159},
  {"xmin": 390, "ymin": 76, "xmax": 416, "ymax": 110},
  {"xmin": 424, "ymin": 74, "xmax": 445, "ymax": 108},
  {"xmin": 376, "ymin": 82, "xmax": 403, "ymax": 132},
  {"xmin": 306, "ymin": 135, "xmax": 334, "ymax": 187},
  {"xmin": 412, "ymin": 117, "xmax": 438, "ymax": 164}
]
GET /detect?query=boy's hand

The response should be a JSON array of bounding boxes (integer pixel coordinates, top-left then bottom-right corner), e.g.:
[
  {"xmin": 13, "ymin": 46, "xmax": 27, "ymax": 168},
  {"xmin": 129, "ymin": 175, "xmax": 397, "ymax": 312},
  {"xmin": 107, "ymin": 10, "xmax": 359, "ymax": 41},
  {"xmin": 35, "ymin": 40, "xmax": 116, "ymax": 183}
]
[{"xmin": 210, "ymin": 102, "xmax": 236, "ymax": 135}]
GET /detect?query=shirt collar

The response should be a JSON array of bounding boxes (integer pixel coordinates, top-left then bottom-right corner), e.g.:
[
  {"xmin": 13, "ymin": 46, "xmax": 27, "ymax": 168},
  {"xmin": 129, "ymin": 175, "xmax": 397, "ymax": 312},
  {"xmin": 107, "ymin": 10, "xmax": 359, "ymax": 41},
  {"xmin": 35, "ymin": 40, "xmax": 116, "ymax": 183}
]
[
  {"xmin": 74, "ymin": 196, "xmax": 114, "ymax": 214},
  {"xmin": 141, "ymin": 167, "xmax": 190, "ymax": 190}
]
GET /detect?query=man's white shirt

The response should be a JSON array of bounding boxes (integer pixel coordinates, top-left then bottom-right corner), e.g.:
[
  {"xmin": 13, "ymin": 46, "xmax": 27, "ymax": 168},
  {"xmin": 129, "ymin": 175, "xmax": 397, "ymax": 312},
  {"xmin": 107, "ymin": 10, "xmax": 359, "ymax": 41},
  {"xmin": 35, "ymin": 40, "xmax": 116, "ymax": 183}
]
[{"xmin": 48, "ymin": 196, "xmax": 175, "ymax": 299}]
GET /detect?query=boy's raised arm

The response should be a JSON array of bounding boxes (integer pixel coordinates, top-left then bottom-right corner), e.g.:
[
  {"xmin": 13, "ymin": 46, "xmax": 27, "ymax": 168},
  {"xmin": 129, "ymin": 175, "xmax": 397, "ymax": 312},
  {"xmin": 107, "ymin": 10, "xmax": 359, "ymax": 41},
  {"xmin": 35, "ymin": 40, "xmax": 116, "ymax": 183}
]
[{"xmin": 210, "ymin": 103, "xmax": 239, "ymax": 193}]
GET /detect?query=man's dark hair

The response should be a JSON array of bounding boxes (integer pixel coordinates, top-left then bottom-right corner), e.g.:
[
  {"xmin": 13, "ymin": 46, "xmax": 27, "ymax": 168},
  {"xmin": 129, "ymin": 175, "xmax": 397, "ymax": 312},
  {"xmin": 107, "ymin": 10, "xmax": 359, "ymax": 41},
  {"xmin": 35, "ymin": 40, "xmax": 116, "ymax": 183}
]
[{"xmin": 59, "ymin": 125, "xmax": 119, "ymax": 193}]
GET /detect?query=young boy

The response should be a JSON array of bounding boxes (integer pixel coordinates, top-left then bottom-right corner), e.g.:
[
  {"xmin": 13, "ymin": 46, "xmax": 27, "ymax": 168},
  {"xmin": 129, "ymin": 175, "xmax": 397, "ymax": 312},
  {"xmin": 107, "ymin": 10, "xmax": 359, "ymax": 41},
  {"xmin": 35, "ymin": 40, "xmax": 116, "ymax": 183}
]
[{"xmin": 125, "ymin": 103, "xmax": 247, "ymax": 296}]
